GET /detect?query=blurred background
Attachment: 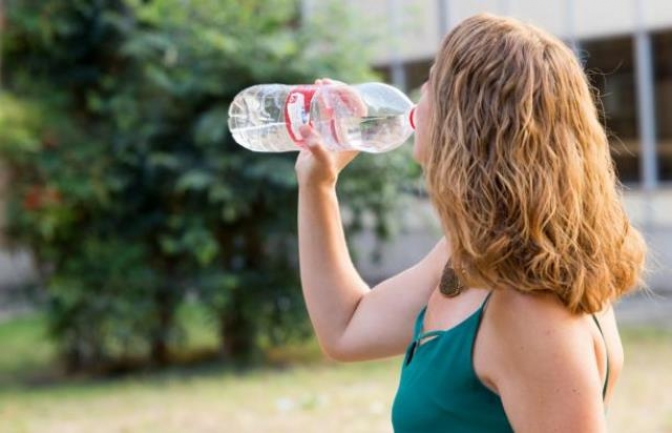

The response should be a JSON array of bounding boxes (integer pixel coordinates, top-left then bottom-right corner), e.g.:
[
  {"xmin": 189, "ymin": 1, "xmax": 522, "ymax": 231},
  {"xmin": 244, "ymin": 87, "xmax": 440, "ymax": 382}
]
[{"xmin": 0, "ymin": 1, "xmax": 670, "ymax": 432}]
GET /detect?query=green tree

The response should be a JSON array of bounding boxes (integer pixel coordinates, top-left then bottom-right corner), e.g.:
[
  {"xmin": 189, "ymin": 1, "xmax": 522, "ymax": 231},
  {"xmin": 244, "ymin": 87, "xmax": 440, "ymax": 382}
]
[{"xmin": 0, "ymin": 0, "xmax": 416, "ymax": 371}]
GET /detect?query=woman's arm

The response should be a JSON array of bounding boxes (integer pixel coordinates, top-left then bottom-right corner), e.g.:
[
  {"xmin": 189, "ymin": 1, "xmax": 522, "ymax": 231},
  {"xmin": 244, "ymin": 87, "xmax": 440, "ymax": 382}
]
[{"xmin": 296, "ymin": 125, "xmax": 448, "ymax": 361}]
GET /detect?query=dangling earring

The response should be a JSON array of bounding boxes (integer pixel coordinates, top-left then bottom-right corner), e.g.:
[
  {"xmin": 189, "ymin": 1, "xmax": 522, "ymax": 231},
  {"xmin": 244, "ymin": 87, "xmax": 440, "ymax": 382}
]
[{"xmin": 439, "ymin": 260, "xmax": 465, "ymax": 298}]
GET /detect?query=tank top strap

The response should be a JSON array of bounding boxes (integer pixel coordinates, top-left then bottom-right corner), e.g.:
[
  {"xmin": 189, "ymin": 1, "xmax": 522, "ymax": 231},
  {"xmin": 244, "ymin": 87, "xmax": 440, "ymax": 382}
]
[
  {"xmin": 414, "ymin": 306, "xmax": 428, "ymax": 339},
  {"xmin": 591, "ymin": 314, "xmax": 610, "ymax": 400},
  {"xmin": 415, "ymin": 291, "xmax": 494, "ymax": 338},
  {"xmin": 480, "ymin": 290, "xmax": 494, "ymax": 309},
  {"xmin": 472, "ymin": 290, "xmax": 494, "ymax": 343}
]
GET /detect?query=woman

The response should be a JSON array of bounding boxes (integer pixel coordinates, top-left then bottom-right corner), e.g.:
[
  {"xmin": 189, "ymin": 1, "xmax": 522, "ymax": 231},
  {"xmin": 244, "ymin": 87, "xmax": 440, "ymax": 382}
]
[{"xmin": 295, "ymin": 14, "xmax": 646, "ymax": 432}]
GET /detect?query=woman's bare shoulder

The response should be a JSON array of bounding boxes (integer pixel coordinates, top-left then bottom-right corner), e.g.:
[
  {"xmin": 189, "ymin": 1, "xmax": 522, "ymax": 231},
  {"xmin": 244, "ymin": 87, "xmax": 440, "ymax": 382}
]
[
  {"xmin": 480, "ymin": 288, "xmax": 597, "ymax": 384},
  {"xmin": 487, "ymin": 289, "xmax": 585, "ymax": 357},
  {"xmin": 478, "ymin": 289, "xmax": 609, "ymax": 431}
]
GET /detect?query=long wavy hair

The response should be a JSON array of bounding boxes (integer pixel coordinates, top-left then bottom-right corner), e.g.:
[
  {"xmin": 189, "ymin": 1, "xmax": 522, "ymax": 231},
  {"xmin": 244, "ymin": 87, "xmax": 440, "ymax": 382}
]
[{"xmin": 425, "ymin": 14, "xmax": 646, "ymax": 314}]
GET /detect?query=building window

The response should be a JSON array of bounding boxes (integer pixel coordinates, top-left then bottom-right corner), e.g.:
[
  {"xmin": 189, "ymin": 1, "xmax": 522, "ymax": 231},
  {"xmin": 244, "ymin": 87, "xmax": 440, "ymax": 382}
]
[
  {"xmin": 582, "ymin": 37, "xmax": 640, "ymax": 184},
  {"xmin": 653, "ymin": 30, "xmax": 672, "ymax": 182},
  {"xmin": 404, "ymin": 59, "xmax": 434, "ymax": 92},
  {"xmin": 374, "ymin": 59, "xmax": 433, "ymax": 94}
]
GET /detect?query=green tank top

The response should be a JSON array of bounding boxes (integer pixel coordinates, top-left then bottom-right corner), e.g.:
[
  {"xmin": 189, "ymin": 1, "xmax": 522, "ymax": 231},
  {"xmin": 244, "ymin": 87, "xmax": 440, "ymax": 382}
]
[
  {"xmin": 392, "ymin": 292, "xmax": 511, "ymax": 432},
  {"xmin": 391, "ymin": 292, "xmax": 609, "ymax": 432}
]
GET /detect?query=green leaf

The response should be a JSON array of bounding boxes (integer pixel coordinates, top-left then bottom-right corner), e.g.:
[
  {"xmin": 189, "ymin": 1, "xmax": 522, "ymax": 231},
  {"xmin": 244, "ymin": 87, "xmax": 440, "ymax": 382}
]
[
  {"xmin": 194, "ymin": 106, "xmax": 229, "ymax": 146},
  {"xmin": 176, "ymin": 170, "xmax": 214, "ymax": 193}
]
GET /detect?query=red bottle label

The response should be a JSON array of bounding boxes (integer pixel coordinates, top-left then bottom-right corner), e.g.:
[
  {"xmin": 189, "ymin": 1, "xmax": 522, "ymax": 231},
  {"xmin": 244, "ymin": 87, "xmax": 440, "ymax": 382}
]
[{"xmin": 284, "ymin": 86, "xmax": 317, "ymax": 145}]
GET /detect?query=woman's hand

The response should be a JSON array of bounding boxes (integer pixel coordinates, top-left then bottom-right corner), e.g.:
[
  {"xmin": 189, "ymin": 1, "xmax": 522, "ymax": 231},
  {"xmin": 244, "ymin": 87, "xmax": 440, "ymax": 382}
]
[
  {"xmin": 294, "ymin": 78, "xmax": 359, "ymax": 188},
  {"xmin": 294, "ymin": 125, "xmax": 359, "ymax": 188}
]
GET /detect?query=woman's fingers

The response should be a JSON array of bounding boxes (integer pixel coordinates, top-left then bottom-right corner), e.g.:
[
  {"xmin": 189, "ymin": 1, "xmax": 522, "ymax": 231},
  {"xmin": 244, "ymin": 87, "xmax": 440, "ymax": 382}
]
[
  {"xmin": 295, "ymin": 124, "xmax": 360, "ymax": 188},
  {"xmin": 314, "ymin": 78, "xmax": 347, "ymax": 86},
  {"xmin": 299, "ymin": 125, "xmax": 328, "ymax": 160},
  {"xmin": 312, "ymin": 78, "xmax": 367, "ymax": 118},
  {"xmin": 299, "ymin": 125, "xmax": 359, "ymax": 165},
  {"xmin": 299, "ymin": 124, "xmax": 317, "ymax": 143}
]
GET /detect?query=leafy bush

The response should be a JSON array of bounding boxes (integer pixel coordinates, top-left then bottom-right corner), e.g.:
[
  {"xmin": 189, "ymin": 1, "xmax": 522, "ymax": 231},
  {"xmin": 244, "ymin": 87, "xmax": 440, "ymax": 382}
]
[{"xmin": 0, "ymin": 0, "xmax": 417, "ymax": 371}]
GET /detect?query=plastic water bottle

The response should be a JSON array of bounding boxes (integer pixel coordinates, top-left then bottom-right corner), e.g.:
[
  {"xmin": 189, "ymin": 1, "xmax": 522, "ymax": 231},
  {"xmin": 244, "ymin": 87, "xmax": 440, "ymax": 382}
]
[{"xmin": 228, "ymin": 82, "xmax": 416, "ymax": 153}]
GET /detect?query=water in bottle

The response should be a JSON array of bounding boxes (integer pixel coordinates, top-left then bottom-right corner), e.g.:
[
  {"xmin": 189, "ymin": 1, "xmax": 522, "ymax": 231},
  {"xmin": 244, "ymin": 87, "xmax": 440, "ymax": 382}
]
[{"xmin": 228, "ymin": 82, "xmax": 416, "ymax": 153}]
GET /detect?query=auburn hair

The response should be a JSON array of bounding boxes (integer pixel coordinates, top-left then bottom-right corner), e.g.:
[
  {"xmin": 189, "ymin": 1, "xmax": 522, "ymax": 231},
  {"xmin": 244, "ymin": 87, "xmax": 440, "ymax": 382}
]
[{"xmin": 425, "ymin": 14, "xmax": 646, "ymax": 314}]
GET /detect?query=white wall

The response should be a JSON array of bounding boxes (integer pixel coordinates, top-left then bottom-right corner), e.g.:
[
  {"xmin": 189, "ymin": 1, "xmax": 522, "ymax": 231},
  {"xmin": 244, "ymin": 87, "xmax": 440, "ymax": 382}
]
[
  {"xmin": 349, "ymin": 0, "xmax": 440, "ymax": 65},
  {"xmin": 344, "ymin": 0, "xmax": 672, "ymax": 65}
]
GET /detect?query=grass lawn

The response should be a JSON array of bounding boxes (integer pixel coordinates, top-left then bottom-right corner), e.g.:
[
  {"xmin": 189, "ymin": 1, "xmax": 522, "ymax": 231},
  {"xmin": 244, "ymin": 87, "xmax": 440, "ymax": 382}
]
[{"xmin": 0, "ymin": 312, "xmax": 671, "ymax": 433}]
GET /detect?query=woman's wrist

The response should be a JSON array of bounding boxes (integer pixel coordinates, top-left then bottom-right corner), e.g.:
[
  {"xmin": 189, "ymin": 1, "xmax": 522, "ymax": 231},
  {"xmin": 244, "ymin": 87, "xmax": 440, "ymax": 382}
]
[{"xmin": 298, "ymin": 176, "xmax": 338, "ymax": 192}]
